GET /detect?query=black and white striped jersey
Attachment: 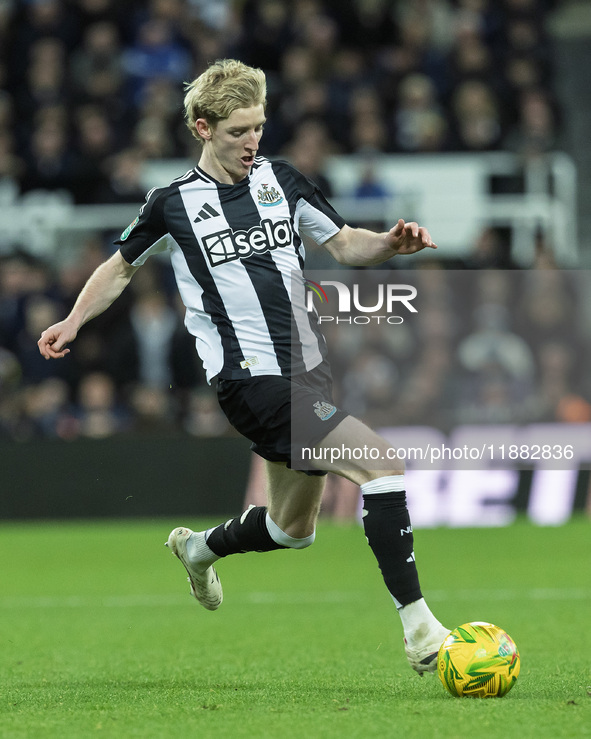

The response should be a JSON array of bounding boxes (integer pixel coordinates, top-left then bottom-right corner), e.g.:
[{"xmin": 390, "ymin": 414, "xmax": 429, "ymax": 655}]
[{"xmin": 116, "ymin": 157, "xmax": 346, "ymax": 382}]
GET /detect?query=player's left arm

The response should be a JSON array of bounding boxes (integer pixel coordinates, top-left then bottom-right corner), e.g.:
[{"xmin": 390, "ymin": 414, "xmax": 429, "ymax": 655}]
[{"xmin": 322, "ymin": 220, "xmax": 437, "ymax": 266}]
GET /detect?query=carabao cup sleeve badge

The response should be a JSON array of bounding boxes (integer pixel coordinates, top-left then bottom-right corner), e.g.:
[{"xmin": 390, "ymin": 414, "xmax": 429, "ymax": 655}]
[{"xmin": 120, "ymin": 216, "xmax": 139, "ymax": 241}]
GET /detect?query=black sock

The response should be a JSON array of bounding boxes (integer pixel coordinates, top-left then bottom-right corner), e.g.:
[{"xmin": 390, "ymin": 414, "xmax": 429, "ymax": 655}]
[
  {"xmin": 205, "ymin": 506, "xmax": 286, "ymax": 557},
  {"xmin": 362, "ymin": 491, "xmax": 423, "ymax": 607}
]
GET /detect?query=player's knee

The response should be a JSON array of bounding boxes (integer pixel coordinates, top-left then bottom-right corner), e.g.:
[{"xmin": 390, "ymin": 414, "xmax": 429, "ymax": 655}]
[{"xmin": 266, "ymin": 513, "xmax": 316, "ymax": 549}]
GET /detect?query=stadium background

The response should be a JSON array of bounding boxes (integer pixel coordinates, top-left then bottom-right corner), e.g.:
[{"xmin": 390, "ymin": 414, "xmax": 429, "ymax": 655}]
[{"xmin": 0, "ymin": 0, "xmax": 590, "ymax": 523}]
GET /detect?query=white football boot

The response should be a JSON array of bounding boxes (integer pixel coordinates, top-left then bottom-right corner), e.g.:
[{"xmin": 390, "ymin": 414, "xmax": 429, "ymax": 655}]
[
  {"xmin": 404, "ymin": 624, "xmax": 451, "ymax": 675},
  {"xmin": 166, "ymin": 527, "xmax": 223, "ymax": 611}
]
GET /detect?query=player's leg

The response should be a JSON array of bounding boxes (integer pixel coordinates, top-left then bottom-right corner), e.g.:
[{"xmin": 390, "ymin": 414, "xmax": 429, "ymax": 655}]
[
  {"xmin": 166, "ymin": 461, "xmax": 324, "ymax": 610},
  {"xmin": 264, "ymin": 460, "xmax": 325, "ymax": 540},
  {"xmin": 166, "ymin": 368, "xmax": 326, "ymax": 609},
  {"xmin": 310, "ymin": 415, "xmax": 449, "ymax": 674},
  {"xmin": 201, "ymin": 460, "xmax": 323, "ymax": 555}
]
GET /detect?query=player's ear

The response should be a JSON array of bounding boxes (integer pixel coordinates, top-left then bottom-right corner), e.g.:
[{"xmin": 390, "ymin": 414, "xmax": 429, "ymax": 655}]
[{"xmin": 195, "ymin": 118, "xmax": 213, "ymax": 142}]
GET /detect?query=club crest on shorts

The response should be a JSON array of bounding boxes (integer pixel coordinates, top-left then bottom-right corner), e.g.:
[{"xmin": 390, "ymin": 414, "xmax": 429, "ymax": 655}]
[
  {"xmin": 313, "ymin": 400, "xmax": 337, "ymax": 420},
  {"xmin": 257, "ymin": 184, "xmax": 283, "ymax": 206}
]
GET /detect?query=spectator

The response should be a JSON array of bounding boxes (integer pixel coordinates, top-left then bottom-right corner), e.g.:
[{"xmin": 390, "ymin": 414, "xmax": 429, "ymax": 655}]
[
  {"xmin": 0, "ymin": 89, "xmax": 15, "ymax": 130},
  {"xmin": 517, "ymin": 269, "xmax": 576, "ymax": 346},
  {"xmin": 137, "ymin": 78, "xmax": 186, "ymax": 155},
  {"xmin": 10, "ymin": 0, "xmax": 79, "ymax": 69},
  {"xmin": 348, "ymin": 88, "xmax": 390, "ymax": 154},
  {"xmin": 458, "ymin": 320, "xmax": 532, "ymax": 368},
  {"xmin": 394, "ymin": 344, "xmax": 455, "ymax": 429},
  {"xmin": 15, "ymin": 294, "xmax": 68, "ymax": 385},
  {"xmin": 326, "ymin": 48, "xmax": 366, "ymax": 144},
  {"xmin": 128, "ymin": 384, "xmax": 176, "ymax": 433},
  {"xmin": 20, "ymin": 376, "xmax": 77, "ymax": 438},
  {"xmin": 106, "ymin": 287, "xmax": 202, "ymax": 402},
  {"xmin": 70, "ymin": 21, "xmax": 124, "ymax": 101},
  {"xmin": 121, "ymin": 17, "xmax": 192, "ymax": 106},
  {"xmin": 0, "ymin": 128, "xmax": 24, "ymax": 202},
  {"xmin": 394, "ymin": 73, "xmax": 446, "ymax": 152},
  {"xmin": 353, "ymin": 159, "xmax": 391, "ymax": 199},
  {"xmin": 281, "ymin": 119, "xmax": 337, "ymax": 195},
  {"xmin": 340, "ymin": 350, "xmax": 400, "ymax": 421},
  {"xmin": 503, "ymin": 87, "xmax": 558, "ymax": 158},
  {"xmin": 528, "ymin": 340, "xmax": 589, "ymax": 422},
  {"xmin": 450, "ymin": 78, "xmax": 502, "ymax": 150},
  {"xmin": 447, "ymin": 33, "xmax": 495, "ymax": 91},
  {"xmin": 17, "ymin": 37, "xmax": 70, "ymax": 127},
  {"xmin": 74, "ymin": 370, "xmax": 128, "ymax": 438},
  {"xmin": 72, "ymin": 104, "xmax": 116, "ymax": 202},
  {"xmin": 74, "ymin": 0, "xmax": 125, "ymax": 29},
  {"xmin": 133, "ymin": 113, "xmax": 175, "ymax": 158},
  {"xmin": 0, "ymin": 251, "xmax": 52, "ymax": 351},
  {"xmin": 465, "ymin": 226, "xmax": 517, "ymax": 269},
  {"xmin": 184, "ymin": 387, "xmax": 230, "ymax": 437},
  {"xmin": 94, "ymin": 147, "xmax": 146, "ymax": 204},
  {"xmin": 236, "ymin": 0, "xmax": 292, "ymax": 73},
  {"xmin": 20, "ymin": 119, "xmax": 76, "ymax": 194}
]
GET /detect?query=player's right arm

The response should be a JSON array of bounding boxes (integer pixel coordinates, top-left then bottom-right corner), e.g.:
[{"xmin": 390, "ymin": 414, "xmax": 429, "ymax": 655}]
[{"xmin": 38, "ymin": 250, "xmax": 139, "ymax": 360}]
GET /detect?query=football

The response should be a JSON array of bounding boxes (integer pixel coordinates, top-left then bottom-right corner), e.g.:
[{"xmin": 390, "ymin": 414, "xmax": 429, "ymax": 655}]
[{"xmin": 437, "ymin": 621, "xmax": 520, "ymax": 698}]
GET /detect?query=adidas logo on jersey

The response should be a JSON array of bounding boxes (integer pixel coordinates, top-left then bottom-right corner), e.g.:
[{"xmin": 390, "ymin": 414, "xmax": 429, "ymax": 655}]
[
  {"xmin": 193, "ymin": 203, "xmax": 220, "ymax": 222},
  {"xmin": 202, "ymin": 218, "xmax": 293, "ymax": 267}
]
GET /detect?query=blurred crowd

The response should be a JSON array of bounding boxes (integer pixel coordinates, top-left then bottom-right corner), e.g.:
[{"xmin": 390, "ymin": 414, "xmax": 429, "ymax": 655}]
[
  {"xmin": 2, "ymin": 0, "xmax": 583, "ymax": 443},
  {"xmin": 0, "ymin": 0, "xmax": 561, "ymax": 204},
  {"xmin": 322, "ymin": 267, "xmax": 591, "ymax": 431},
  {"xmin": 0, "ymin": 241, "xmax": 231, "ymax": 440},
  {"xmin": 2, "ymin": 244, "xmax": 590, "ymax": 443}
]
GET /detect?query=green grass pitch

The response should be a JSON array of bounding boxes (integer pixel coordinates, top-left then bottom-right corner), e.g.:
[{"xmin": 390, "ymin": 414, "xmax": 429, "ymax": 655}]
[{"xmin": 1, "ymin": 517, "xmax": 589, "ymax": 738}]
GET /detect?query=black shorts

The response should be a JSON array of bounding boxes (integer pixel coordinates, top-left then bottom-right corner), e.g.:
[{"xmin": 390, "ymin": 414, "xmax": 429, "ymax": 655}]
[{"xmin": 216, "ymin": 360, "xmax": 348, "ymax": 475}]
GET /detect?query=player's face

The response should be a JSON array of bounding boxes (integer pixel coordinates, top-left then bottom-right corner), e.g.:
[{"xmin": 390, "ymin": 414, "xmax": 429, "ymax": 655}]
[{"xmin": 198, "ymin": 104, "xmax": 265, "ymax": 184}]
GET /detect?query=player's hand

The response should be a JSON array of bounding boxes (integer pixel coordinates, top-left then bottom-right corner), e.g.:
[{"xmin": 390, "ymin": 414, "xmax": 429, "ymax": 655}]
[
  {"xmin": 38, "ymin": 320, "xmax": 78, "ymax": 359},
  {"xmin": 387, "ymin": 219, "xmax": 437, "ymax": 255}
]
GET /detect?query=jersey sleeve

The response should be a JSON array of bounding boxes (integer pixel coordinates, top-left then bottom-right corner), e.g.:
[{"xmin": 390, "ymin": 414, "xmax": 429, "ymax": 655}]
[
  {"xmin": 273, "ymin": 160, "xmax": 346, "ymax": 245},
  {"xmin": 115, "ymin": 187, "xmax": 170, "ymax": 266}
]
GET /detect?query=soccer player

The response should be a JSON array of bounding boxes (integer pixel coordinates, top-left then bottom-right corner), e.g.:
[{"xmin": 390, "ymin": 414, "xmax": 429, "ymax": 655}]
[{"xmin": 38, "ymin": 59, "xmax": 450, "ymax": 674}]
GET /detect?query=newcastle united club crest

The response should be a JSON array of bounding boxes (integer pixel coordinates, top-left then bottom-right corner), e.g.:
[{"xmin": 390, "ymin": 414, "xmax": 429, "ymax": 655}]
[
  {"xmin": 313, "ymin": 401, "xmax": 337, "ymax": 420},
  {"xmin": 257, "ymin": 184, "xmax": 284, "ymax": 206}
]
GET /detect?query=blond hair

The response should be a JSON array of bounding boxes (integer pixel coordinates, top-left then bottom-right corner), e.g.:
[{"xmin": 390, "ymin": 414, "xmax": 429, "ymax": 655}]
[{"xmin": 184, "ymin": 59, "xmax": 267, "ymax": 143}]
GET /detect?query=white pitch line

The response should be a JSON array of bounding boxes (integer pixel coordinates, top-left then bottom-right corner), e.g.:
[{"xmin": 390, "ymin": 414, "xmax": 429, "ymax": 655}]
[
  {"xmin": 426, "ymin": 587, "xmax": 591, "ymax": 602},
  {"xmin": 0, "ymin": 587, "xmax": 589, "ymax": 610}
]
